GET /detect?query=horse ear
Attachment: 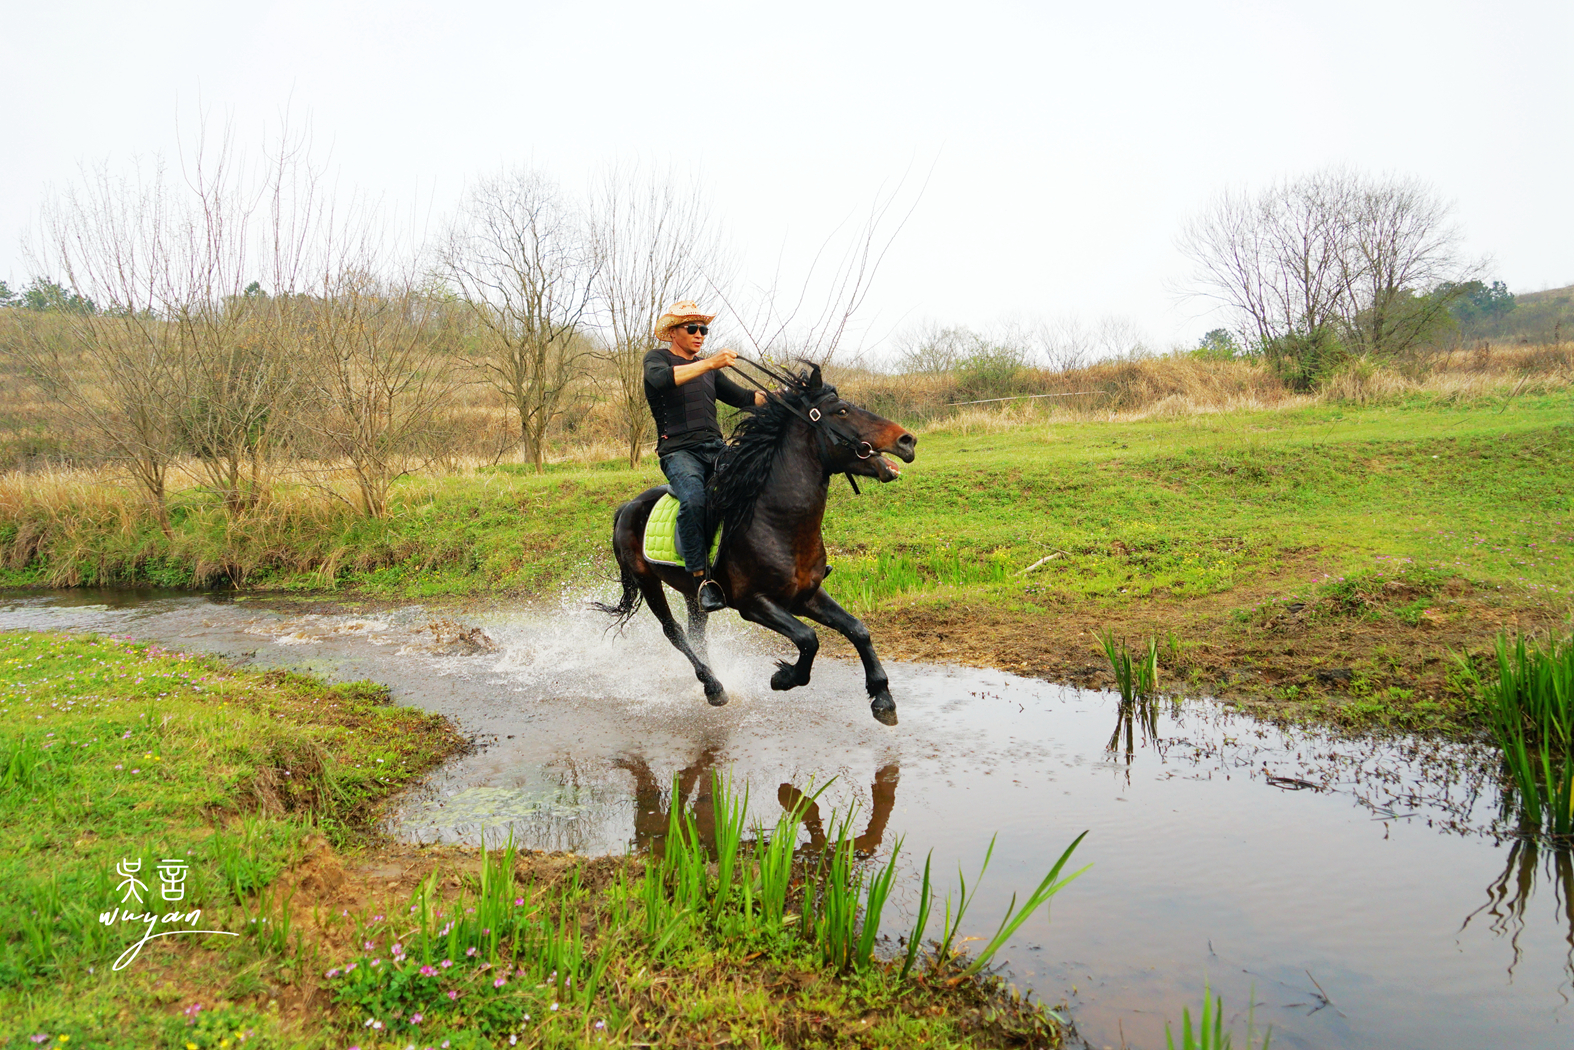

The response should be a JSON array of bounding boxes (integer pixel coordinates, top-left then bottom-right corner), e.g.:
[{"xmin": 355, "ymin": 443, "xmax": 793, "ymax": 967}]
[{"xmin": 806, "ymin": 362, "xmax": 823, "ymax": 391}]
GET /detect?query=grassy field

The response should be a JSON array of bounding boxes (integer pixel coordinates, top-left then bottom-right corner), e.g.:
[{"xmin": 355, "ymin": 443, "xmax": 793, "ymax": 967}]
[
  {"xmin": 2, "ymin": 387, "xmax": 1571, "ymax": 729},
  {"xmin": 0, "ymin": 630, "xmax": 1072, "ymax": 1049}
]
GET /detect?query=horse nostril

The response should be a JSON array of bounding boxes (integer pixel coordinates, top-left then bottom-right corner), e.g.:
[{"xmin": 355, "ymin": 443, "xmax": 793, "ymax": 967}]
[{"xmin": 897, "ymin": 433, "xmax": 917, "ymax": 451}]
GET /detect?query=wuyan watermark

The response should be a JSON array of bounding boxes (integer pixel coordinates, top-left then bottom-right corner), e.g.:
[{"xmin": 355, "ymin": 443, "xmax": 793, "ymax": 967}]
[{"xmin": 99, "ymin": 856, "xmax": 237, "ymax": 970}]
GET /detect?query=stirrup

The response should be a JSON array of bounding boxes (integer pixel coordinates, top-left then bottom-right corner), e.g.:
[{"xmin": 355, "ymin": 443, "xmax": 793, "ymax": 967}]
[{"xmin": 698, "ymin": 579, "xmax": 727, "ymax": 612}]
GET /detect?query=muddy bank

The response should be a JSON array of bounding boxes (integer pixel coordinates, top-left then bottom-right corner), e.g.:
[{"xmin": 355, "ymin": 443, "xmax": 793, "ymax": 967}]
[{"xmin": 863, "ymin": 569, "xmax": 1568, "ymax": 731}]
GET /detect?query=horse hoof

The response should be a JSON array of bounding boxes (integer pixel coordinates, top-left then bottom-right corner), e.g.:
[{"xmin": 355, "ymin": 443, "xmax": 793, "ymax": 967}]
[
  {"xmin": 771, "ymin": 662, "xmax": 803, "ymax": 691},
  {"xmin": 870, "ymin": 692, "xmax": 898, "ymax": 726},
  {"xmin": 706, "ymin": 688, "xmax": 729, "ymax": 707}
]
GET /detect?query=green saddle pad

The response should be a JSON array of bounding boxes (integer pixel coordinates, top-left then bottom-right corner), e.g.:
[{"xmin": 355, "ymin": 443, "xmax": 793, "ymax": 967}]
[{"xmin": 643, "ymin": 492, "xmax": 722, "ymax": 567}]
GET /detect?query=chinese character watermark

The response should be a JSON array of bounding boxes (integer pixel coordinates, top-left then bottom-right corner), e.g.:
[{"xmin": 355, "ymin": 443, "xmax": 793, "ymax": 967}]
[
  {"xmin": 101, "ymin": 855, "xmax": 234, "ymax": 970},
  {"xmin": 115, "ymin": 858, "xmax": 147, "ymax": 904},
  {"xmin": 157, "ymin": 859, "xmax": 187, "ymax": 902}
]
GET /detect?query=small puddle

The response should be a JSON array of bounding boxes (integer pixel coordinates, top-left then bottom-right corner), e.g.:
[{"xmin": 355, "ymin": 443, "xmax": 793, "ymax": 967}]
[{"xmin": 3, "ymin": 589, "xmax": 1569, "ymax": 1049}]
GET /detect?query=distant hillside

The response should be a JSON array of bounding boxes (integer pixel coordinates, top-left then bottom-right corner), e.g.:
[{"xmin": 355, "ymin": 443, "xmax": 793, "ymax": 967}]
[{"xmin": 1459, "ymin": 283, "xmax": 1574, "ymax": 344}]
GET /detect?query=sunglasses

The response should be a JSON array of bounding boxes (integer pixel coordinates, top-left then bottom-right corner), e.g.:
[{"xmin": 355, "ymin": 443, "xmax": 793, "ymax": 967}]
[{"xmin": 683, "ymin": 324, "xmax": 709, "ymax": 336}]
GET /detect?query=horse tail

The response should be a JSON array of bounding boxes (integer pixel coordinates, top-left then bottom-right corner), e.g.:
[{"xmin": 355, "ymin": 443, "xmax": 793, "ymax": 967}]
[{"xmin": 590, "ymin": 503, "xmax": 643, "ymax": 629}]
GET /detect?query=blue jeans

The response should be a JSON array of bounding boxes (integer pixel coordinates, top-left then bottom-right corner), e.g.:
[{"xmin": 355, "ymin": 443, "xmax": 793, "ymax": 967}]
[{"xmin": 660, "ymin": 440, "xmax": 723, "ymax": 573}]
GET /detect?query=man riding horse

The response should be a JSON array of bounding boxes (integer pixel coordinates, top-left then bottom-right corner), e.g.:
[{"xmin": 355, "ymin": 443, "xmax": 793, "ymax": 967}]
[
  {"xmin": 643, "ymin": 301, "xmax": 766, "ymax": 612},
  {"xmin": 603, "ymin": 300, "xmax": 918, "ymax": 723}
]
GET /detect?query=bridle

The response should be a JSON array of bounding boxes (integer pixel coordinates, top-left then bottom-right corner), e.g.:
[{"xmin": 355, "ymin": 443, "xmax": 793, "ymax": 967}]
[{"xmin": 728, "ymin": 358, "xmax": 880, "ymax": 493}]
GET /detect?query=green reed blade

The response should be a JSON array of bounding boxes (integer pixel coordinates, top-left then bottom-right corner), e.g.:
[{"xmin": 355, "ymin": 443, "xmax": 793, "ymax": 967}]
[
  {"xmin": 901, "ymin": 850, "xmax": 934, "ymax": 980},
  {"xmin": 960, "ymin": 830, "xmax": 1089, "ymax": 977}
]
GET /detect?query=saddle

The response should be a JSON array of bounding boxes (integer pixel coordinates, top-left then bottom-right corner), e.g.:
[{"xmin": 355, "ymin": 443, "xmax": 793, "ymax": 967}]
[{"xmin": 642, "ymin": 487, "xmax": 723, "ymax": 567}]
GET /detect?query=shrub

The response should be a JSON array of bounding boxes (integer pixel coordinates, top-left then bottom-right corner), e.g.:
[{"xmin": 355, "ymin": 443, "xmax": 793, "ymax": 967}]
[{"xmin": 1262, "ymin": 327, "xmax": 1347, "ymax": 391}]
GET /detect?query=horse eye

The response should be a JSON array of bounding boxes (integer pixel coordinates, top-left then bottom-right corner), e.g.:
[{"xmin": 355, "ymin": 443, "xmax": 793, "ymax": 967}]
[{"xmin": 837, "ymin": 407, "xmax": 848, "ymax": 415}]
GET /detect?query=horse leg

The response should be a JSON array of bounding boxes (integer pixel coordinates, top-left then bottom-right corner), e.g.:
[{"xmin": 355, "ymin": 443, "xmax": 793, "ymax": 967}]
[
  {"xmin": 639, "ymin": 575, "xmax": 727, "ymax": 705},
  {"xmin": 738, "ymin": 595, "xmax": 820, "ymax": 691},
  {"xmin": 683, "ymin": 591, "xmax": 710, "ymax": 662},
  {"xmin": 799, "ymin": 587, "xmax": 897, "ymax": 725}
]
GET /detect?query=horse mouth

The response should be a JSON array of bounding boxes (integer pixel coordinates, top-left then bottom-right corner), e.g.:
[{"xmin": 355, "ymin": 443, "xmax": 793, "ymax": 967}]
[
  {"xmin": 871, "ymin": 453, "xmax": 903, "ymax": 481},
  {"xmin": 868, "ymin": 437, "xmax": 914, "ymax": 481}
]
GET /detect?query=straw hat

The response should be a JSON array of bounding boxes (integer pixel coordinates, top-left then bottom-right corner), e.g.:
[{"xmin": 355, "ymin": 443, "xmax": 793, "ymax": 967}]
[{"xmin": 654, "ymin": 300, "xmax": 715, "ymax": 341}]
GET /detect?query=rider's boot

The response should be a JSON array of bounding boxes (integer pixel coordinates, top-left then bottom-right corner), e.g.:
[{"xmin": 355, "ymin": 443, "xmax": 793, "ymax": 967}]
[{"xmin": 698, "ymin": 571, "xmax": 726, "ymax": 612}]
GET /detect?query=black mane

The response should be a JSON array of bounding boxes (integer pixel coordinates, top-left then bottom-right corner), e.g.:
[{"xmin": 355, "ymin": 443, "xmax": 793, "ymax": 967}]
[{"xmin": 708, "ymin": 362, "xmax": 830, "ymax": 536}]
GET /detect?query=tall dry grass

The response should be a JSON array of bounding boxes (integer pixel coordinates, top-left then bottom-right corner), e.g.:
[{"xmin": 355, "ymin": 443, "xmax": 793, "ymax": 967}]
[
  {"xmin": 834, "ymin": 341, "xmax": 1573, "ymax": 433},
  {"xmin": 0, "ymin": 457, "xmax": 477, "ymax": 586}
]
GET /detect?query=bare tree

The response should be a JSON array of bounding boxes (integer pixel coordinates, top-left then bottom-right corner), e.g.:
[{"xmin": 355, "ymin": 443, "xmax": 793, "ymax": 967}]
[
  {"xmin": 893, "ymin": 322, "xmax": 974, "ymax": 373},
  {"xmin": 16, "ymin": 123, "xmax": 326, "ymax": 520},
  {"xmin": 589, "ymin": 166, "xmax": 730, "ymax": 466},
  {"xmin": 1022, "ymin": 317, "xmax": 1095, "ymax": 373},
  {"xmin": 1181, "ymin": 168, "xmax": 1471, "ymax": 360},
  {"xmin": 298, "ymin": 261, "xmax": 461, "ymax": 518},
  {"xmin": 1179, "ymin": 171, "xmax": 1356, "ymax": 347},
  {"xmin": 441, "ymin": 170, "xmax": 599, "ymax": 472},
  {"xmin": 163, "ymin": 123, "xmax": 321, "ymax": 510},
  {"xmin": 1336, "ymin": 176, "xmax": 1471, "ymax": 357},
  {"xmin": 20, "ymin": 161, "xmax": 185, "ymax": 529}
]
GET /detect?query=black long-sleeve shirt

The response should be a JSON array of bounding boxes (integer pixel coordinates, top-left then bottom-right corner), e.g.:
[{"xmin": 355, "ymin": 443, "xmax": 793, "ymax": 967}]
[{"xmin": 643, "ymin": 348, "xmax": 756, "ymax": 456}]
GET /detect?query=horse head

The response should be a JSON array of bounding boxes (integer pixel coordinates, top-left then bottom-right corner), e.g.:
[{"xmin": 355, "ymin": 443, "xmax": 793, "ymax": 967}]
[{"xmin": 792, "ymin": 363, "xmax": 917, "ymax": 483}]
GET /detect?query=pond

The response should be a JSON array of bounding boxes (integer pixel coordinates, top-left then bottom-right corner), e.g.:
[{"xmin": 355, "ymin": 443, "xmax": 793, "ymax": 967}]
[{"xmin": 1, "ymin": 589, "xmax": 1568, "ymax": 1049}]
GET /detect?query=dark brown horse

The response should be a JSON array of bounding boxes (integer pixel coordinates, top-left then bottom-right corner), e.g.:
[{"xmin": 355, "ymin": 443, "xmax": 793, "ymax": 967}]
[{"xmin": 595, "ymin": 364, "xmax": 917, "ymax": 724}]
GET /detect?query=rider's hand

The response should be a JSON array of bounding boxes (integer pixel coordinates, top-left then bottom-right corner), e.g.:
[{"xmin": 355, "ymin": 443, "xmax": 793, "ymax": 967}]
[{"xmin": 708, "ymin": 348, "xmax": 739, "ymax": 370}]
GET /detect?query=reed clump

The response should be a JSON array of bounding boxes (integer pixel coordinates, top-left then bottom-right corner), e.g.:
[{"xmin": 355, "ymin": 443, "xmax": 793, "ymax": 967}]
[
  {"xmin": 1486, "ymin": 633, "xmax": 1574, "ymax": 837},
  {"xmin": 1100, "ymin": 631, "xmax": 1160, "ymax": 703},
  {"xmin": 322, "ymin": 773, "xmax": 1088, "ymax": 1045}
]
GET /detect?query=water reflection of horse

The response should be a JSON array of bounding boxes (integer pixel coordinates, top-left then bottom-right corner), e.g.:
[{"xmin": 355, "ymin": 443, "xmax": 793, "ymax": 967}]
[{"xmin": 615, "ymin": 749, "xmax": 899, "ymax": 859}]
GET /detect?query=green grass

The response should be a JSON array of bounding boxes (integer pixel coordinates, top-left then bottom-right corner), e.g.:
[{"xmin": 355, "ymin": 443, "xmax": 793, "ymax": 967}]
[
  {"xmin": 2, "ymin": 393, "xmax": 1570, "ymax": 612},
  {"xmin": 824, "ymin": 392, "xmax": 1573, "ymax": 613},
  {"xmin": 0, "ymin": 630, "xmax": 462, "ymax": 1047}
]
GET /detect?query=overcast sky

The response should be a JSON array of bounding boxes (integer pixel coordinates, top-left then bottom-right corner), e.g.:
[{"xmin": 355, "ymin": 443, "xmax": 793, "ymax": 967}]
[{"xmin": 3, "ymin": 0, "xmax": 1570, "ymax": 357}]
